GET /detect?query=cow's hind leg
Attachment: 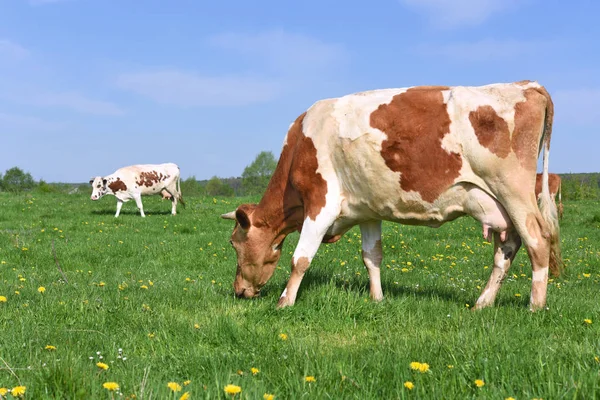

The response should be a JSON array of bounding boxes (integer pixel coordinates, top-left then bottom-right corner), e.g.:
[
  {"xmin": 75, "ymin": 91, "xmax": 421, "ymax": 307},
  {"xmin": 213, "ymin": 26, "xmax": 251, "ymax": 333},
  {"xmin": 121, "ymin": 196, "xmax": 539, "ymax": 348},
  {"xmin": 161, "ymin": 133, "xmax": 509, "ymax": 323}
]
[
  {"xmin": 115, "ymin": 200, "xmax": 124, "ymax": 218},
  {"xmin": 360, "ymin": 221, "xmax": 383, "ymax": 301},
  {"xmin": 164, "ymin": 184, "xmax": 178, "ymax": 215},
  {"xmin": 133, "ymin": 194, "xmax": 146, "ymax": 217},
  {"xmin": 277, "ymin": 203, "xmax": 341, "ymax": 308},
  {"xmin": 474, "ymin": 230, "xmax": 521, "ymax": 309}
]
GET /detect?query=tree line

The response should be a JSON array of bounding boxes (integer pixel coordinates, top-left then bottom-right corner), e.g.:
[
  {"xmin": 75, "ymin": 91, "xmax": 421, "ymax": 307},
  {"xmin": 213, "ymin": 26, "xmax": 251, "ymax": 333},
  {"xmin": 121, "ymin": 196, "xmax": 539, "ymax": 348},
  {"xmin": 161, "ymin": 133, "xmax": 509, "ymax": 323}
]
[{"xmin": 3, "ymin": 158, "xmax": 600, "ymax": 200}]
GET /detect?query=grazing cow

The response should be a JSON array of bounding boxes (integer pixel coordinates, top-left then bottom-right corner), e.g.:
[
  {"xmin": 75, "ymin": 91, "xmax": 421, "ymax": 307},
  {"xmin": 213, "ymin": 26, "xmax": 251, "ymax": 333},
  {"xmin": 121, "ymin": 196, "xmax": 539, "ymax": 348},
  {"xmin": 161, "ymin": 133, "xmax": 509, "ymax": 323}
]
[
  {"xmin": 90, "ymin": 163, "xmax": 184, "ymax": 217},
  {"xmin": 222, "ymin": 81, "xmax": 562, "ymax": 311},
  {"xmin": 535, "ymin": 173, "xmax": 563, "ymax": 219}
]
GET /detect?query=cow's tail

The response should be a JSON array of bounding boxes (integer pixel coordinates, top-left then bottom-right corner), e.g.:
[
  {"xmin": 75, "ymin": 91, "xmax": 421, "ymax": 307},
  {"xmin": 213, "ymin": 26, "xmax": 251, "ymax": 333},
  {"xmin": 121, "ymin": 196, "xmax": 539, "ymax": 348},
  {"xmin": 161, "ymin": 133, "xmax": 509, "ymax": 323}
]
[
  {"xmin": 177, "ymin": 173, "xmax": 186, "ymax": 208},
  {"xmin": 536, "ymin": 85, "xmax": 562, "ymax": 276},
  {"xmin": 558, "ymin": 178, "xmax": 564, "ymax": 220}
]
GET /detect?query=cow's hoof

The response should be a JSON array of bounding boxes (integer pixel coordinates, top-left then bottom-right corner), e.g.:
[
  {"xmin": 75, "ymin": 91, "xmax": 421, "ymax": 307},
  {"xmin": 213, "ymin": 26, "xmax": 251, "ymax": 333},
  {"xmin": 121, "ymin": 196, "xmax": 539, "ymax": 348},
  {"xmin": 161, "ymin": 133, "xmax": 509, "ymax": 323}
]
[{"xmin": 277, "ymin": 296, "xmax": 294, "ymax": 308}]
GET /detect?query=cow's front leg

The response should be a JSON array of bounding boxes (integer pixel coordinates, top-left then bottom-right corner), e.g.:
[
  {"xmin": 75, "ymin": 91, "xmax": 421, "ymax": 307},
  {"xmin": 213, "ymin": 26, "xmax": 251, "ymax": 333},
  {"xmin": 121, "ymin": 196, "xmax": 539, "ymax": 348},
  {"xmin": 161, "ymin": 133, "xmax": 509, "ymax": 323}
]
[
  {"xmin": 115, "ymin": 200, "xmax": 124, "ymax": 218},
  {"xmin": 277, "ymin": 206, "xmax": 340, "ymax": 308},
  {"xmin": 133, "ymin": 194, "xmax": 146, "ymax": 217},
  {"xmin": 360, "ymin": 221, "xmax": 383, "ymax": 301}
]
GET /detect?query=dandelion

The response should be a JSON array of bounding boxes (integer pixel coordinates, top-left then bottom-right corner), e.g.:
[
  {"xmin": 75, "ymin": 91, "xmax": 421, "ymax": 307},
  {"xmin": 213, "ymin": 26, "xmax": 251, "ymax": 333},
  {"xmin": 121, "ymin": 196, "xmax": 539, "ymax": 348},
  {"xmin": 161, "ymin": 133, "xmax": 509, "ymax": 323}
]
[
  {"xmin": 194, "ymin": 324, "xmax": 200, "ymax": 329},
  {"xmin": 514, "ymin": 293, "xmax": 521, "ymax": 297},
  {"xmin": 0, "ymin": 295, "xmax": 7, "ymax": 303},
  {"xmin": 224, "ymin": 384, "xmax": 242, "ymax": 395},
  {"xmin": 505, "ymin": 397, "xmax": 516, "ymax": 400},
  {"xmin": 180, "ymin": 392, "xmax": 190, "ymax": 400},
  {"xmin": 404, "ymin": 381, "xmax": 414, "ymax": 390},
  {"xmin": 103, "ymin": 382, "xmax": 119, "ymax": 391},
  {"xmin": 237, "ymin": 370, "xmax": 244, "ymax": 376},
  {"xmin": 97, "ymin": 362, "xmax": 109, "ymax": 370},
  {"xmin": 167, "ymin": 382, "xmax": 182, "ymax": 392},
  {"xmin": 583, "ymin": 273, "xmax": 591, "ymax": 278},
  {"xmin": 148, "ymin": 333, "xmax": 155, "ymax": 339},
  {"xmin": 584, "ymin": 319, "xmax": 592, "ymax": 325},
  {"xmin": 447, "ymin": 365, "xmax": 454, "ymax": 369},
  {"xmin": 45, "ymin": 345, "xmax": 56, "ymax": 351},
  {"xmin": 305, "ymin": 376, "xmax": 316, "ymax": 382},
  {"xmin": 279, "ymin": 333, "xmax": 288, "ymax": 341},
  {"xmin": 38, "ymin": 286, "xmax": 46, "ymax": 293},
  {"xmin": 474, "ymin": 379, "xmax": 485, "ymax": 388},
  {"xmin": 251, "ymin": 367, "xmax": 260, "ymax": 375},
  {"xmin": 183, "ymin": 380, "xmax": 191, "ymax": 386},
  {"xmin": 0, "ymin": 388, "xmax": 7, "ymax": 396},
  {"xmin": 98, "ymin": 282, "xmax": 105, "ymax": 287},
  {"xmin": 11, "ymin": 386, "xmax": 26, "ymax": 397},
  {"xmin": 140, "ymin": 285, "xmax": 148, "ymax": 290},
  {"xmin": 410, "ymin": 361, "xmax": 429, "ymax": 373},
  {"xmin": 263, "ymin": 394, "xmax": 275, "ymax": 400}
]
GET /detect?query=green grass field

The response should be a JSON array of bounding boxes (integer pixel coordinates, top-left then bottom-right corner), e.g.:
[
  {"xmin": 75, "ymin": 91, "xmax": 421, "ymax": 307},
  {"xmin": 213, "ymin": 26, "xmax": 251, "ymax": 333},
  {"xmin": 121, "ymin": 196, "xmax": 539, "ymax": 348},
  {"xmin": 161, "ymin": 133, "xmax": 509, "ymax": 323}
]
[{"xmin": 0, "ymin": 193, "xmax": 599, "ymax": 399}]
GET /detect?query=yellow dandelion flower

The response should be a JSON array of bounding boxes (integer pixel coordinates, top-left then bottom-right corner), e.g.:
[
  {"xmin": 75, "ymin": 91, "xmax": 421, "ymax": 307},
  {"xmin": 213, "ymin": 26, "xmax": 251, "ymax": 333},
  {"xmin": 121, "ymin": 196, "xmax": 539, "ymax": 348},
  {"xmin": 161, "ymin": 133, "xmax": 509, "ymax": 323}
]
[
  {"xmin": 167, "ymin": 382, "xmax": 182, "ymax": 392},
  {"xmin": 97, "ymin": 362, "xmax": 109, "ymax": 370},
  {"xmin": 11, "ymin": 386, "xmax": 26, "ymax": 397},
  {"xmin": 103, "ymin": 382, "xmax": 119, "ymax": 391},
  {"xmin": 474, "ymin": 379, "xmax": 485, "ymax": 388},
  {"xmin": 251, "ymin": 367, "xmax": 260, "ymax": 375},
  {"xmin": 148, "ymin": 332, "xmax": 155, "ymax": 338},
  {"xmin": 45, "ymin": 345, "xmax": 56, "ymax": 351},
  {"xmin": 38, "ymin": 286, "xmax": 46, "ymax": 293},
  {"xmin": 98, "ymin": 282, "xmax": 105, "ymax": 287},
  {"xmin": 505, "ymin": 397, "xmax": 516, "ymax": 400},
  {"xmin": 183, "ymin": 380, "xmax": 191, "ymax": 386},
  {"xmin": 401, "ymin": 268, "xmax": 409, "ymax": 272},
  {"xmin": 279, "ymin": 333, "xmax": 288, "ymax": 341},
  {"xmin": 140, "ymin": 285, "xmax": 148, "ymax": 289},
  {"xmin": 194, "ymin": 324, "xmax": 200, "ymax": 329},
  {"xmin": 179, "ymin": 392, "xmax": 190, "ymax": 400},
  {"xmin": 404, "ymin": 381, "xmax": 414, "ymax": 390},
  {"xmin": 263, "ymin": 394, "xmax": 275, "ymax": 400},
  {"xmin": 0, "ymin": 295, "xmax": 7, "ymax": 303},
  {"xmin": 514, "ymin": 293, "xmax": 521, "ymax": 297},
  {"xmin": 447, "ymin": 364, "xmax": 454, "ymax": 369},
  {"xmin": 224, "ymin": 384, "xmax": 242, "ymax": 395},
  {"xmin": 305, "ymin": 376, "xmax": 316, "ymax": 383},
  {"xmin": 584, "ymin": 319, "xmax": 592, "ymax": 325},
  {"xmin": 0, "ymin": 388, "xmax": 8, "ymax": 396},
  {"xmin": 237, "ymin": 370, "xmax": 244, "ymax": 376},
  {"xmin": 583, "ymin": 273, "xmax": 591, "ymax": 278},
  {"xmin": 418, "ymin": 363, "xmax": 430, "ymax": 373}
]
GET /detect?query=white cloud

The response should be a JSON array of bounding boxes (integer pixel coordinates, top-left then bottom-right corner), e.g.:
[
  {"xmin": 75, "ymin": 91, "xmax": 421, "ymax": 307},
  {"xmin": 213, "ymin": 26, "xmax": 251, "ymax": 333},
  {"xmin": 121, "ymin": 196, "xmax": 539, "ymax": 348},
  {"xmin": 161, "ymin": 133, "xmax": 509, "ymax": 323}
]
[
  {"xmin": 0, "ymin": 39, "xmax": 29, "ymax": 61},
  {"xmin": 116, "ymin": 70, "xmax": 280, "ymax": 107},
  {"xmin": 208, "ymin": 30, "xmax": 347, "ymax": 73},
  {"xmin": 0, "ymin": 112, "xmax": 66, "ymax": 131},
  {"xmin": 400, "ymin": 0, "xmax": 523, "ymax": 28},
  {"xmin": 553, "ymin": 88, "xmax": 600, "ymax": 125},
  {"xmin": 418, "ymin": 38, "xmax": 560, "ymax": 62}
]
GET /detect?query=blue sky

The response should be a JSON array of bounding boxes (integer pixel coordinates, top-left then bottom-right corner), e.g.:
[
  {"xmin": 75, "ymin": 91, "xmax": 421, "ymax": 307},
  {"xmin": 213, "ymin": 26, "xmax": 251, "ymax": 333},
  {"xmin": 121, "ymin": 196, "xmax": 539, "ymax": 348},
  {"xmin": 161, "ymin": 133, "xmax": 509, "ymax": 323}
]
[{"xmin": 0, "ymin": 0, "xmax": 598, "ymax": 182}]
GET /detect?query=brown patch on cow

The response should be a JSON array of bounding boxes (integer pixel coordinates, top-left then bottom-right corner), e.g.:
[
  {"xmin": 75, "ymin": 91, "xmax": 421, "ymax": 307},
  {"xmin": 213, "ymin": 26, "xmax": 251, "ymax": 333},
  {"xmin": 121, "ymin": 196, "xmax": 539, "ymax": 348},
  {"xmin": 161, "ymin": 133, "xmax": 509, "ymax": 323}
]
[
  {"xmin": 108, "ymin": 178, "xmax": 127, "ymax": 192},
  {"xmin": 370, "ymin": 86, "xmax": 462, "ymax": 203},
  {"xmin": 322, "ymin": 234, "xmax": 342, "ymax": 243},
  {"xmin": 136, "ymin": 171, "xmax": 167, "ymax": 187},
  {"xmin": 469, "ymin": 105, "xmax": 511, "ymax": 158},
  {"xmin": 293, "ymin": 256, "xmax": 311, "ymax": 274},
  {"xmin": 513, "ymin": 89, "xmax": 547, "ymax": 171},
  {"xmin": 515, "ymin": 80, "xmax": 533, "ymax": 86},
  {"xmin": 534, "ymin": 173, "xmax": 561, "ymax": 198}
]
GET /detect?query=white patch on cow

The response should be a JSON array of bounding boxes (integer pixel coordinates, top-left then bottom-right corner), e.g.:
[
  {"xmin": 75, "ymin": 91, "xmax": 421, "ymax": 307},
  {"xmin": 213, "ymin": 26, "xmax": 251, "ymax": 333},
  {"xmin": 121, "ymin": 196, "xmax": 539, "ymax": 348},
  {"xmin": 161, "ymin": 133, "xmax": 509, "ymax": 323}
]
[
  {"xmin": 280, "ymin": 288, "xmax": 288, "ymax": 299},
  {"xmin": 532, "ymin": 267, "xmax": 549, "ymax": 282}
]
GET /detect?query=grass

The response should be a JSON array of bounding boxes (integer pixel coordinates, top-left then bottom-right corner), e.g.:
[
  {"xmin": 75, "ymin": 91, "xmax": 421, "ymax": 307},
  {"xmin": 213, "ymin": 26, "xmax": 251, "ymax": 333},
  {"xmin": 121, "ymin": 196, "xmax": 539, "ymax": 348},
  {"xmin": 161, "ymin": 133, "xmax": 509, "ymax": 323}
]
[{"xmin": 0, "ymin": 193, "xmax": 599, "ymax": 399}]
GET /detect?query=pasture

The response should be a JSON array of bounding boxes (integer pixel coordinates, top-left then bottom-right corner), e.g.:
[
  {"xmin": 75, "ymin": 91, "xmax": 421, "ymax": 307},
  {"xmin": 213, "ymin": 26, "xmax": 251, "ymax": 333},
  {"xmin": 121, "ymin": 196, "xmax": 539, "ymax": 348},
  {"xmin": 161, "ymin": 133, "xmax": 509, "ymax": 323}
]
[{"xmin": 0, "ymin": 192, "xmax": 599, "ymax": 399}]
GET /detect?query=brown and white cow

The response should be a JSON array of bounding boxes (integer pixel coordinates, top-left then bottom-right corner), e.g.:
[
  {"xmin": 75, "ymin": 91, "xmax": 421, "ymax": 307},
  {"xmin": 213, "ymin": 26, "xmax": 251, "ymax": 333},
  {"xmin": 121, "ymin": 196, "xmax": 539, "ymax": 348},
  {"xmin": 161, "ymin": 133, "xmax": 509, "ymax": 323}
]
[
  {"xmin": 535, "ymin": 173, "xmax": 563, "ymax": 219},
  {"xmin": 222, "ymin": 81, "xmax": 562, "ymax": 311},
  {"xmin": 90, "ymin": 163, "xmax": 185, "ymax": 217}
]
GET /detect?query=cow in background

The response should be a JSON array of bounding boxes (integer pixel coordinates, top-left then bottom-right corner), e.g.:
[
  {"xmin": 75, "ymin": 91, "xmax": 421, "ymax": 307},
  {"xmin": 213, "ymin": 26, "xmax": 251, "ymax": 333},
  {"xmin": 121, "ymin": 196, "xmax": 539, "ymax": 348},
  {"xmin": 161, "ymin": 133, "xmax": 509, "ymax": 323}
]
[
  {"xmin": 222, "ymin": 81, "xmax": 562, "ymax": 311},
  {"xmin": 535, "ymin": 173, "xmax": 563, "ymax": 219},
  {"xmin": 90, "ymin": 163, "xmax": 184, "ymax": 217}
]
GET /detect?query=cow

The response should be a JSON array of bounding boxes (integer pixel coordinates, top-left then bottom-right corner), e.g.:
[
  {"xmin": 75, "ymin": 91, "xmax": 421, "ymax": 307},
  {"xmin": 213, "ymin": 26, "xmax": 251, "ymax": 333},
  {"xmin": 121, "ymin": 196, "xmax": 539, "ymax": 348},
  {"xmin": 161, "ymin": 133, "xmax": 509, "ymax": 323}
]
[
  {"xmin": 221, "ymin": 81, "xmax": 562, "ymax": 311},
  {"xmin": 535, "ymin": 173, "xmax": 563, "ymax": 219},
  {"xmin": 90, "ymin": 163, "xmax": 185, "ymax": 217}
]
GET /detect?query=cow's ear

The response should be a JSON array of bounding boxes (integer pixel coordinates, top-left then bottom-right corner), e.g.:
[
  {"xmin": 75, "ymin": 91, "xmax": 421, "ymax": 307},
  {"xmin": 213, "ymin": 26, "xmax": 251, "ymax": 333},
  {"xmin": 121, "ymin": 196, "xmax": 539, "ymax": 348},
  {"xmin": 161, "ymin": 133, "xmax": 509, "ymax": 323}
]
[
  {"xmin": 89, "ymin": 178, "xmax": 94, "ymax": 185},
  {"xmin": 235, "ymin": 208, "xmax": 252, "ymax": 231},
  {"xmin": 102, "ymin": 178, "xmax": 108, "ymax": 187}
]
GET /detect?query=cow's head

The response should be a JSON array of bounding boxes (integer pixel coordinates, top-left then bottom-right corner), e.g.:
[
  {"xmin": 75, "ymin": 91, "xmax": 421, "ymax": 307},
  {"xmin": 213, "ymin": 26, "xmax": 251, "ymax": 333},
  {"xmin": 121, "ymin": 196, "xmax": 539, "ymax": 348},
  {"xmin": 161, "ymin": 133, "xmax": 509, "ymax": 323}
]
[
  {"xmin": 89, "ymin": 176, "xmax": 108, "ymax": 200},
  {"xmin": 221, "ymin": 204, "xmax": 286, "ymax": 299}
]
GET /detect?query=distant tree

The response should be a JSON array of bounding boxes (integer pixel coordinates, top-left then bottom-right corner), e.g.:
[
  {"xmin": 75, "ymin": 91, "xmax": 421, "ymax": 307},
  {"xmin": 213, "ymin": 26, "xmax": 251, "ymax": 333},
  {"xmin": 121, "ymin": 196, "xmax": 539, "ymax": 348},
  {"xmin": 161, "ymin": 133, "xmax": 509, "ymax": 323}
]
[
  {"xmin": 205, "ymin": 176, "xmax": 234, "ymax": 197},
  {"xmin": 2, "ymin": 167, "xmax": 35, "ymax": 193},
  {"xmin": 241, "ymin": 151, "xmax": 277, "ymax": 195},
  {"xmin": 181, "ymin": 176, "xmax": 205, "ymax": 196},
  {"xmin": 0, "ymin": 172, "xmax": 3, "ymax": 191}
]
